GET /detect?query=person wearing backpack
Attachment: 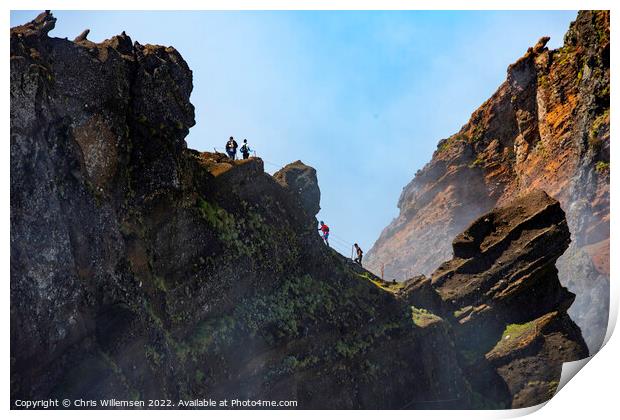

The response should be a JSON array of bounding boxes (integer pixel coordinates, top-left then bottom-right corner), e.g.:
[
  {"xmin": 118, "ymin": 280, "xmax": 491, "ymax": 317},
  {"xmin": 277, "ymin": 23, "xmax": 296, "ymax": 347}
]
[
  {"xmin": 225, "ymin": 136, "xmax": 238, "ymax": 160},
  {"xmin": 354, "ymin": 243, "xmax": 363, "ymax": 266},
  {"xmin": 240, "ymin": 139, "xmax": 251, "ymax": 159},
  {"xmin": 318, "ymin": 221, "xmax": 330, "ymax": 246}
]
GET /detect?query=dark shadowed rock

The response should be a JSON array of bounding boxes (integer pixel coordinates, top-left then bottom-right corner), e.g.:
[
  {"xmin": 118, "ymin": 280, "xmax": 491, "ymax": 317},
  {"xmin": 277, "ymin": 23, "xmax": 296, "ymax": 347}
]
[
  {"xmin": 398, "ymin": 190, "xmax": 588, "ymax": 408},
  {"xmin": 10, "ymin": 11, "xmax": 587, "ymax": 411},
  {"xmin": 433, "ymin": 190, "xmax": 575, "ymax": 335},
  {"xmin": 73, "ymin": 29, "xmax": 90, "ymax": 42},
  {"xmin": 486, "ymin": 310, "xmax": 587, "ymax": 408},
  {"xmin": 10, "ymin": 12, "xmax": 471, "ymax": 409},
  {"xmin": 273, "ymin": 160, "xmax": 321, "ymax": 216}
]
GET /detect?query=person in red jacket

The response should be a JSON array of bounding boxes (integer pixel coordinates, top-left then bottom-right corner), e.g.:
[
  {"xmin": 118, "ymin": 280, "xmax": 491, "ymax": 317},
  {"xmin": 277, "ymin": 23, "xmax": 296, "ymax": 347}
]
[{"xmin": 318, "ymin": 221, "xmax": 330, "ymax": 246}]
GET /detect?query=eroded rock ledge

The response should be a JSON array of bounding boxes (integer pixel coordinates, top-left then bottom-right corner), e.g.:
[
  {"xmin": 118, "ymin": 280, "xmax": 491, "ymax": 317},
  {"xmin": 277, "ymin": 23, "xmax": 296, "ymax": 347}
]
[{"xmin": 397, "ymin": 189, "xmax": 588, "ymax": 407}]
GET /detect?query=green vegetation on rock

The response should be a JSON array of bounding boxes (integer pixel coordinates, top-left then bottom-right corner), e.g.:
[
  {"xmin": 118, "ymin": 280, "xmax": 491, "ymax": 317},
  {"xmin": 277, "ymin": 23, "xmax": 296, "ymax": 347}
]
[
  {"xmin": 595, "ymin": 161, "xmax": 610, "ymax": 173},
  {"xmin": 411, "ymin": 306, "xmax": 443, "ymax": 328},
  {"xmin": 468, "ymin": 154, "xmax": 485, "ymax": 169},
  {"xmin": 489, "ymin": 320, "xmax": 538, "ymax": 356},
  {"xmin": 358, "ymin": 271, "xmax": 404, "ymax": 293}
]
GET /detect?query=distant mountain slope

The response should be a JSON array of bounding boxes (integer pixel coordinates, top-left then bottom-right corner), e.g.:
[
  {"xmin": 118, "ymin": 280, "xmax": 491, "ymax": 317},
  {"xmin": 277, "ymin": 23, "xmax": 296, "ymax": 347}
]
[{"xmin": 366, "ymin": 10, "xmax": 609, "ymax": 352}]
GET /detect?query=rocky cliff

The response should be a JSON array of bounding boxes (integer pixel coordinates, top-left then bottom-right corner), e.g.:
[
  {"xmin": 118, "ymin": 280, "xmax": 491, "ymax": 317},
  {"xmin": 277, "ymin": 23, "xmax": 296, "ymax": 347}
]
[
  {"xmin": 366, "ymin": 10, "xmax": 610, "ymax": 353},
  {"xmin": 11, "ymin": 12, "xmax": 587, "ymax": 409},
  {"xmin": 399, "ymin": 190, "xmax": 588, "ymax": 408}
]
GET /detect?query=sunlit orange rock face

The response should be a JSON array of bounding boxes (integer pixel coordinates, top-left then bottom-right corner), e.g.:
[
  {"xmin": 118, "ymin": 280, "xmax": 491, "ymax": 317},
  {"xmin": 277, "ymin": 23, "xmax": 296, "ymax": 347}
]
[{"xmin": 367, "ymin": 11, "xmax": 609, "ymax": 352}]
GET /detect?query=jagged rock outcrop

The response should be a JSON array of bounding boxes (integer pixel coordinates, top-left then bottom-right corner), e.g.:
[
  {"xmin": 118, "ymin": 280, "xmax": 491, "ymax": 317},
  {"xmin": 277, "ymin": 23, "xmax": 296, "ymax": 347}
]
[
  {"xmin": 434, "ymin": 190, "xmax": 574, "ymax": 337},
  {"xmin": 10, "ymin": 11, "xmax": 586, "ymax": 410},
  {"xmin": 366, "ymin": 10, "xmax": 609, "ymax": 352},
  {"xmin": 397, "ymin": 190, "xmax": 588, "ymax": 408},
  {"xmin": 274, "ymin": 160, "xmax": 321, "ymax": 217}
]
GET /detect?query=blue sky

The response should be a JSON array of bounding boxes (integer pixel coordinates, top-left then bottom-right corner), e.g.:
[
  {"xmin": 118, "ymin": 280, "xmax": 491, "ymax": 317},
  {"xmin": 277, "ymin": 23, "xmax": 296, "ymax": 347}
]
[{"xmin": 11, "ymin": 10, "xmax": 577, "ymax": 257}]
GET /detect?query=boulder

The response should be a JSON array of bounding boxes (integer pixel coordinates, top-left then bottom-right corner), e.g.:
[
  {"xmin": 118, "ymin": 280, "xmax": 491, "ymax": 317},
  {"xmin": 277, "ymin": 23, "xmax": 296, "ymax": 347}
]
[{"xmin": 273, "ymin": 160, "xmax": 321, "ymax": 216}]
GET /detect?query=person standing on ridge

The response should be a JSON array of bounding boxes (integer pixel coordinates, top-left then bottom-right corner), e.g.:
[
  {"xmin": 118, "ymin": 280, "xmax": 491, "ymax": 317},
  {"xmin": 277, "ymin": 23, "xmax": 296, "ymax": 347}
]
[
  {"xmin": 226, "ymin": 136, "xmax": 238, "ymax": 160},
  {"xmin": 318, "ymin": 221, "xmax": 330, "ymax": 246},
  {"xmin": 240, "ymin": 139, "xmax": 252, "ymax": 159},
  {"xmin": 354, "ymin": 243, "xmax": 363, "ymax": 266}
]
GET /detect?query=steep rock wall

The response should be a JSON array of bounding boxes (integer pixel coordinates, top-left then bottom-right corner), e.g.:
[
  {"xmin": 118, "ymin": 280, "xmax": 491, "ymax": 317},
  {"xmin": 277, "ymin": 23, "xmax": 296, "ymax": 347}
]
[
  {"xmin": 366, "ymin": 11, "xmax": 609, "ymax": 352},
  {"xmin": 11, "ymin": 12, "xmax": 587, "ymax": 410}
]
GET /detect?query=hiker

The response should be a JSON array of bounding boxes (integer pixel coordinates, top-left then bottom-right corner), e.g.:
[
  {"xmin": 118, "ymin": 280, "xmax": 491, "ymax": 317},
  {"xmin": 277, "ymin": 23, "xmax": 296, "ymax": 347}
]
[
  {"xmin": 225, "ymin": 136, "xmax": 238, "ymax": 160},
  {"xmin": 240, "ymin": 139, "xmax": 252, "ymax": 159},
  {"xmin": 318, "ymin": 221, "xmax": 330, "ymax": 246},
  {"xmin": 353, "ymin": 243, "xmax": 363, "ymax": 266}
]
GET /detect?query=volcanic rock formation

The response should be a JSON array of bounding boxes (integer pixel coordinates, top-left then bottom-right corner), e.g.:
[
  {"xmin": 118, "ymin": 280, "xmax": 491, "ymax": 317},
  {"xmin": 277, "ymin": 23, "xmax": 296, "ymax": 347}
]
[
  {"xmin": 274, "ymin": 161, "xmax": 321, "ymax": 217},
  {"xmin": 11, "ymin": 11, "xmax": 587, "ymax": 409},
  {"xmin": 366, "ymin": 10, "xmax": 610, "ymax": 353},
  {"xmin": 396, "ymin": 190, "xmax": 588, "ymax": 408}
]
